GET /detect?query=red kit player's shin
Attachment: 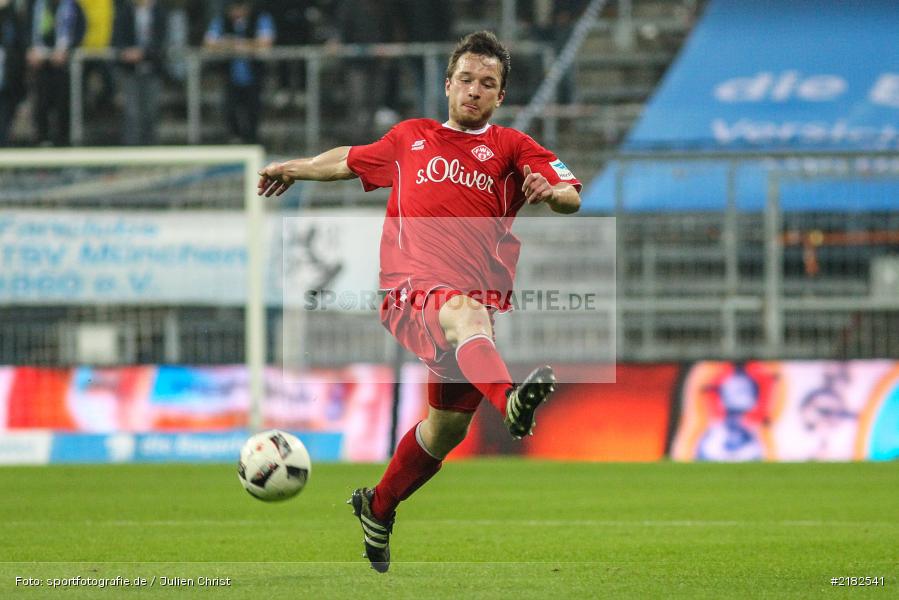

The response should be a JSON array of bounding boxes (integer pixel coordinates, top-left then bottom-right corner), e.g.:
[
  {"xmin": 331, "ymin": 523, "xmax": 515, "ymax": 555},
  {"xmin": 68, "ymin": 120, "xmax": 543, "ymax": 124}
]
[
  {"xmin": 371, "ymin": 422, "xmax": 442, "ymax": 521},
  {"xmin": 454, "ymin": 334, "xmax": 514, "ymax": 417}
]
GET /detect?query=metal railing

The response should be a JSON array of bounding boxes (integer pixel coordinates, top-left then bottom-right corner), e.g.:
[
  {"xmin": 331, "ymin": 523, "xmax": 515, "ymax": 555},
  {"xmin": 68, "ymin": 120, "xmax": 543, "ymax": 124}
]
[
  {"xmin": 612, "ymin": 149, "xmax": 899, "ymax": 360},
  {"xmin": 70, "ymin": 42, "xmax": 556, "ymax": 151},
  {"xmin": 5, "ymin": 148, "xmax": 898, "ymax": 365}
]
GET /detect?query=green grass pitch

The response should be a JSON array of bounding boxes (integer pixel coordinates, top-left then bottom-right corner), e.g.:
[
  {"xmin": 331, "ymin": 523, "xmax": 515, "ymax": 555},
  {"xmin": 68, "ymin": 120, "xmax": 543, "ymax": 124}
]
[{"xmin": 1, "ymin": 460, "xmax": 896, "ymax": 598}]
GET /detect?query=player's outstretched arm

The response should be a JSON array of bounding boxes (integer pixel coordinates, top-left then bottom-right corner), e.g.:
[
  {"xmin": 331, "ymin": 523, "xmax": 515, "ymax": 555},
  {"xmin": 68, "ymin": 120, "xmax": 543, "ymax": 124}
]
[
  {"xmin": 257, "ymin": 146, "xmax": 357, "ymax": 197},
  {"xmin": 521, "ymin": 165, "xmax": 581, "ymax": 214},
  {"xmin": 545, "ymin": 183, "xmax": 581, "ymax": 214}
]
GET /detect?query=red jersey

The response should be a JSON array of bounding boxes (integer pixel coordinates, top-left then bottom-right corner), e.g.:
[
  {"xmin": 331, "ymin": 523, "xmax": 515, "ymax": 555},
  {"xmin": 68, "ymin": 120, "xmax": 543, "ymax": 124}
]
[{"xmin": 347, "ymin": 118, "xmax": 581, "ymax": 308}]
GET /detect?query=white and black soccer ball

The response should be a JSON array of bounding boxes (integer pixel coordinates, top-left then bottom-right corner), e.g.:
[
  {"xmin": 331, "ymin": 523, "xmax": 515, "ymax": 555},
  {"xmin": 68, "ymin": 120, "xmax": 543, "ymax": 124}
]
[{"xmin": 238, "ymin": 430, "xmax": 311, "ymax": 501}]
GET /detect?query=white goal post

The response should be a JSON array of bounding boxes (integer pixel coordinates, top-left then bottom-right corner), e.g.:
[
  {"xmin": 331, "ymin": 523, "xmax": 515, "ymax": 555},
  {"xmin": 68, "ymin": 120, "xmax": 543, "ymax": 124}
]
[{"xmin": 0, "ymin": 146, "xmax": 268, "ymax": 430}]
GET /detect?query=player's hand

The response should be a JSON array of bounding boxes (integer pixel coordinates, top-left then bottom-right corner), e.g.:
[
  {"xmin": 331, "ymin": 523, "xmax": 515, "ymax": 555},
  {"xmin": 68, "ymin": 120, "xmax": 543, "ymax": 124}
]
[
  {"xmin": 257, "ymin": 162, "xmax": 294, "ymax": 197},
  {"xmin": 26, "ymin": 47, "xmax": 47, "ymax": 67},
  {"xmin": 522, "ymin": 165, "xmax": 553, "ymax": 205},
  {"xmin": 120, "ymin": 47, "xmax": 144, "ymax": 64},
  {"xmin": 50, "ymin": 49, "xmax": 68, "ymax": 67}
]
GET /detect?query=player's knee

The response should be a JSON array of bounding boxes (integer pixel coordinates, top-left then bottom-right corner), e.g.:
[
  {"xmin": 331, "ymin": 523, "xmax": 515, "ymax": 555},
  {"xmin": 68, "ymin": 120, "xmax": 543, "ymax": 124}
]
[
  {"xmin": 433, "ymin": 420, "xmax": 469, "ymax": 455},
  {"xmin": 438, "ymin": 294, "xmax": 492, "ymax": 347},
  {"xmin": 444, "ymin": 417, "xmax": 471, "ymax": 446},
  {"xmin": 422, "ymin": 413, "xmax": 471, "ymax": 457}
]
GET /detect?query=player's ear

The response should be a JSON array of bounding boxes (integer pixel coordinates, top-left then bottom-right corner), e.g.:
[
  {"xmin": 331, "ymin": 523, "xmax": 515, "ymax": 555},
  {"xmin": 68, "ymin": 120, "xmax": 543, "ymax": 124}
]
[
  {"xmin": 445, "ymin": 78, "xmax": 451, "ymax": 97},
  {"xmin": 496, "ymin": 89, "xmax": 505, "ymax": 107}
]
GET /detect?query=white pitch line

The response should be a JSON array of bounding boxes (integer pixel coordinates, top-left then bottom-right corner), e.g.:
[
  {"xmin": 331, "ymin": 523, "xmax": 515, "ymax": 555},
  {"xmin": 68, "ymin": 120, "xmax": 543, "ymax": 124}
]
[
  {"xmin": 0, "ymin": 561, "xmax": 725, "ymax": 565},
  {"xmin": 2, "ymin": 519, "xmax": 896, "ymax": 528},
  {"xmin": 0, "ymin": 520, "xmax": 264, "ymax": 527},
  {"xmin": 430, "ymin": 519, "xmax": 898, "ymax": 528}
]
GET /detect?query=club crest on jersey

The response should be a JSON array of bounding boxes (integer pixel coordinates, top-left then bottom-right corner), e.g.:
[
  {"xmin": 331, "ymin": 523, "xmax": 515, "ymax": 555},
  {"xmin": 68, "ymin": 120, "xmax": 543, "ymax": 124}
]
[
  {"xmin": 411, "ymin": 139, "xmax": 425, "ymax": 151},
  {"xmin": 471, "ymin": 145, "xmax": 495, "ymax": 162}
]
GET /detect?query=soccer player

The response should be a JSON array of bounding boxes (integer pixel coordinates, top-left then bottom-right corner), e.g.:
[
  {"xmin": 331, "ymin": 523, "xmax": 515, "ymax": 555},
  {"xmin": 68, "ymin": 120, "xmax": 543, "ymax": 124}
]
[{"xmin": 258, "ymin": 31, "xmax": 581, "ymax": 572}]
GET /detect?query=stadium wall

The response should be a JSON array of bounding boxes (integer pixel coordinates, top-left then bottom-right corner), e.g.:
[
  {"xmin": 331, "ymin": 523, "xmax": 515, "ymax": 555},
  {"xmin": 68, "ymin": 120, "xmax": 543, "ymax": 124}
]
[{"xmin": 1, "ymin": 361, "xmax": 896, "ymax": 464}]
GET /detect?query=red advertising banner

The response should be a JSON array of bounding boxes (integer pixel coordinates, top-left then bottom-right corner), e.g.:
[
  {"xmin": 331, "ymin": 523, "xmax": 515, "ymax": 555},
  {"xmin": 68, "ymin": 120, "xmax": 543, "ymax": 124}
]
[
  {"xmin": 4, "ymin": 361, "xmax": 896, "ymax": 463},
  {"xmin": 445, "ymin": 364, "xmax": 678, "ymax": 461},
  {"xmin": 6, "ymin": 367, "xmax": 76, "ymax": 430}
]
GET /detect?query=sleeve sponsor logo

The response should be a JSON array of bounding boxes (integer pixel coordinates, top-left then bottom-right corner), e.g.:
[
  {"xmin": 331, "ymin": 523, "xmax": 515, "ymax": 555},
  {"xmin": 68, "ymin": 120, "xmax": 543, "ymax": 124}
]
[{"xmin": 550, "ymin": 159, "xmax": 575, "ymax": 180}]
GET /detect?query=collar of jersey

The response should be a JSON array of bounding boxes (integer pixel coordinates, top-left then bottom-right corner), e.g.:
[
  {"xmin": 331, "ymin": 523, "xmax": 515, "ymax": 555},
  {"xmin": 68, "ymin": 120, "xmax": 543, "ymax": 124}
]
[{"xmin": 442, "ymin": 121, "xmax": 491, "ymax": 135}]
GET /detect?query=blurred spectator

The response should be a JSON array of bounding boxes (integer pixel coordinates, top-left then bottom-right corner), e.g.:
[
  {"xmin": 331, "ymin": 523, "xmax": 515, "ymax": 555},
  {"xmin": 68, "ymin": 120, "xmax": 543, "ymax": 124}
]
[
  {"xmin": 112, "ymin": 0, "xmax": 166, "ymax": 145},
  {"xmin": 534, "ymin": 0, "xmax": 586, "ymax": 103},
  {"xmin": 0, "ymin": 0, "xmax": 26, "ymax": 145},
  {"xmin": 79, "ymin": 0, "xmax": 115, "ymax": 116},
  {"xmin": 330, "ymin": 0, "xmax": 400, "ymax": 142},
  {"xmin": 307, "ymin": 0, "xmax": 339, "ymax": 42},
  {"xmin": 262, "ymin": 0, "xmax": 311, "ymax": 110},
  {"xmin": 397, "ymin": 0, "xmax": 453, "ymax": 118},
  {"xmin": 263, "ymin": 0, "xmax": 308, "ymax": 46},
  {"xmin": 162, "ymin": 3, "xmax": 187, "ymax": 81},
  {"xmin": 204, "ymin": 0, "xmax": 274, "ymax": 144},
  {"xmin": 159, "ymin": 0, "xmax": 207, "ymax": 47},
  {"xmin": 399, "ymin": 0, "xmax": 452, "ymax": 43},
  {"xmin": 81, "ymin": 0, "xmax": 112, "ymax": 47},
  {"xmin": 26, "ymin": 0, "xmax": 86, "ymax": 146}
]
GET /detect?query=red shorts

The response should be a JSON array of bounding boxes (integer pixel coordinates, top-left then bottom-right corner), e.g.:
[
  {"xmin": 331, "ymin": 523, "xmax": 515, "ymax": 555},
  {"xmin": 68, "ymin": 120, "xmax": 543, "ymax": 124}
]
[
  {"xmin": 380, "ymin": 284, "xmax": 494, "ymax": 413},
  {"xmin": 426, "ymin": 370, "xmax": 484, "ymax": 414}
]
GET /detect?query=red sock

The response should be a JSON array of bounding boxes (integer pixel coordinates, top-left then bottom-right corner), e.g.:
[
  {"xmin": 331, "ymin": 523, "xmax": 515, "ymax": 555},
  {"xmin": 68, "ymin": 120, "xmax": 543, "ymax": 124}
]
[
  {"xmin": 454, "ymin": 335, "xmax": 513, "ymax": 417},
  {"xmin": 371, "ymin": 422, "xmax": 442, "ymax": 520}
]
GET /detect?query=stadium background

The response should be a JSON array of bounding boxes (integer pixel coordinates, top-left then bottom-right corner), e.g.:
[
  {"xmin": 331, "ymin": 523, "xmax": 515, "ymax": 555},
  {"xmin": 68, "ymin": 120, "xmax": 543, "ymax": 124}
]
[{"xmin": 1, "ymin": 0, "xmax": 897, "ymax": 468}]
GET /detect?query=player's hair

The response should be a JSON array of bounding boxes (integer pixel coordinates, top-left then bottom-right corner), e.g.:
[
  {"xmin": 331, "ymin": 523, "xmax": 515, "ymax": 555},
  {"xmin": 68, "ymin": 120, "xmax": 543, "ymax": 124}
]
[{"xmin": 445, "ymin": 31, "xmax": 511, "ymax": 92}]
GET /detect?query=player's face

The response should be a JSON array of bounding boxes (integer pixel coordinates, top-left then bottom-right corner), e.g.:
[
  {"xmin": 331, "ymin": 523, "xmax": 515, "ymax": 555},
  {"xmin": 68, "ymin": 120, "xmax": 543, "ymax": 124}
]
[
  {"xmin": 228, "ymin": 2, "xmax": 250, "ymax": 20},
  {"xmin": 445, "ymin": 53, "xmax": 506, "ymax": 130}
]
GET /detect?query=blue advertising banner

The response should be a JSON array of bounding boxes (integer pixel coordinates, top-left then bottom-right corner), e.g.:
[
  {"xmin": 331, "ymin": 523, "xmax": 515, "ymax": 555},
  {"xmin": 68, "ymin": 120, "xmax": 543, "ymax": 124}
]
[
  {"xmin": 48, "ymin": 431, "xmax": 343, "ymax": 464},
  {"xmin": 629, "ymin": 0, "xmax": 899, "ymax": 151},
  {"xmin": 583, "ymin": 0, "xmax": 899, "ymax": 211},
  {"xmin": 0, "ymin": 212, "xmax": 381, "ymax": 305}
]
